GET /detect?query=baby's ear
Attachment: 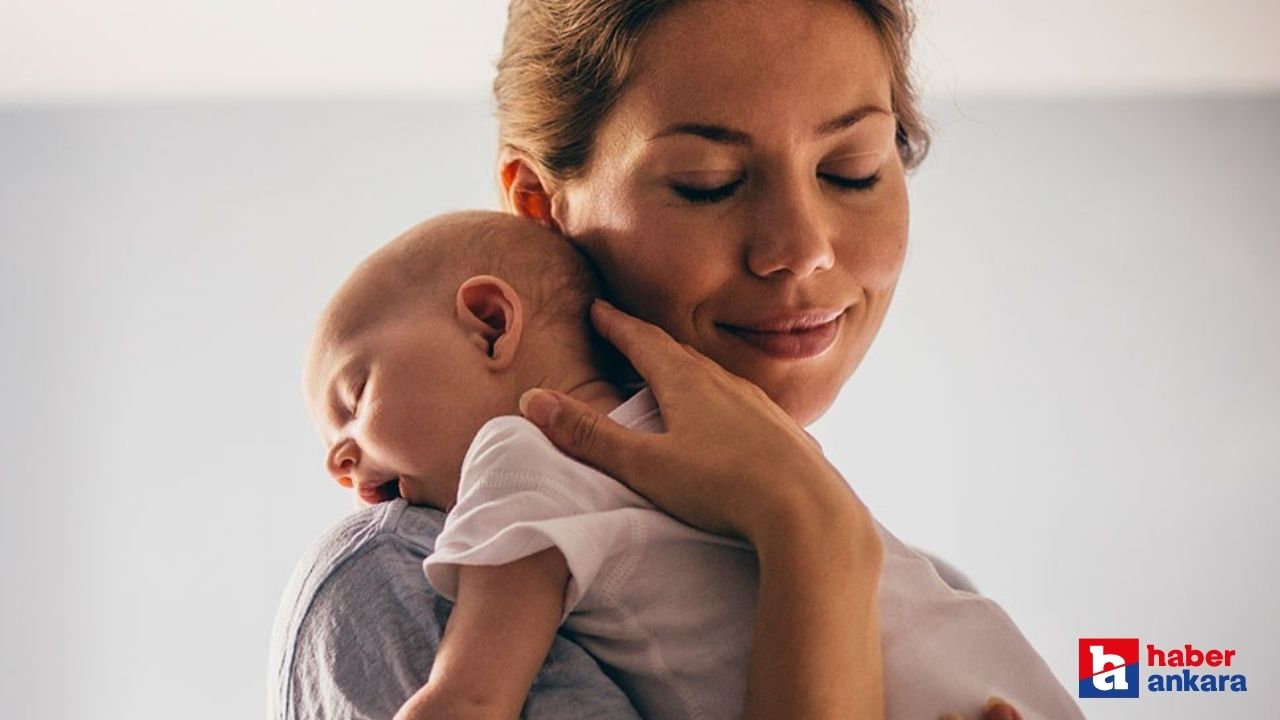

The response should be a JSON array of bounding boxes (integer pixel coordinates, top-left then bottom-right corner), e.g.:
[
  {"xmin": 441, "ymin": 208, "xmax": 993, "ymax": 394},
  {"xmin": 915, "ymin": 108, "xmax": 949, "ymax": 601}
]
[{"xmin": 456, "ymin": 275, "xmax": 524, "ymax": 369}]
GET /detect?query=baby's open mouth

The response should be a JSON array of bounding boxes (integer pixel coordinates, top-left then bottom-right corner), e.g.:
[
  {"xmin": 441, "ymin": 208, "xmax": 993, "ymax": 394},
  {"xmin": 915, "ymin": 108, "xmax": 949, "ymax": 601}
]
[{"xmin": 356, "ymin": 477, "xmax": 402, "ymax": 505}]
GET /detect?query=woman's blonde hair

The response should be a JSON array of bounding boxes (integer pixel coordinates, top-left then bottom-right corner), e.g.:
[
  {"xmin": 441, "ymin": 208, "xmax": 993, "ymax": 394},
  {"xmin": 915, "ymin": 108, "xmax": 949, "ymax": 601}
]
[{"xmin": 494, "ymin": 0, "xmax": 930, "ymax": 182}]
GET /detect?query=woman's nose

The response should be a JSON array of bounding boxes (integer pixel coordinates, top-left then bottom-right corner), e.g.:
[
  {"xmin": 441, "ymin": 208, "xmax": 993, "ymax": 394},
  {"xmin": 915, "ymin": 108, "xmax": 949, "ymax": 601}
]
[
  {"xmin": 745, "ymin": 181, "xmax": 835, "ymax": 279},
  {"xmin": 325, "ymin": 440, "xmax": 360, "ymax": 488}
]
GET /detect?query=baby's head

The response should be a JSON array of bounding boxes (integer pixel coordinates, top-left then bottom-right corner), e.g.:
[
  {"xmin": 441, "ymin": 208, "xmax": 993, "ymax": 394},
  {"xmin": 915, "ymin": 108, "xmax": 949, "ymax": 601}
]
[{"xmin": 304, "ymin": 211, "xmax": 608, "ymax": 510}]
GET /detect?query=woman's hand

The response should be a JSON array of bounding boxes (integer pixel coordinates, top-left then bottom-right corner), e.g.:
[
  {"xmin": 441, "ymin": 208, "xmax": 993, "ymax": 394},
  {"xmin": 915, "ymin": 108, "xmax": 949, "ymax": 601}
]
[
  {"xmin": 520, "ymin": 299, "xmax": 884, "ymax": 720},
  {"xmin": 939, "ymin": 698, "xmax": 1025, "ymax": 720},
  {"xmin": 519, "ymin": 299, "xmax": 868, "ymax": 545}
]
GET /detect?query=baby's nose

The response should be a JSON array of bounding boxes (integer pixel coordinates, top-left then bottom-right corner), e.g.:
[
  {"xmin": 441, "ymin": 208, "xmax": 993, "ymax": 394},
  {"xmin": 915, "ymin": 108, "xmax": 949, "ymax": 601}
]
[{"xmin": 325, "ymin": 441, "xmax": 360, "ymax": 487}]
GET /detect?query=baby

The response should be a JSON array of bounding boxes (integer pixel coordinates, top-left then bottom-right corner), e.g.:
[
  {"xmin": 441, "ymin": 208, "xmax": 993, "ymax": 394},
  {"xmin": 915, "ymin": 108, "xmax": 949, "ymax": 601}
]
[{"xmin": 304, "ymin": 210, "xmax": 1084, "ymax": 720}]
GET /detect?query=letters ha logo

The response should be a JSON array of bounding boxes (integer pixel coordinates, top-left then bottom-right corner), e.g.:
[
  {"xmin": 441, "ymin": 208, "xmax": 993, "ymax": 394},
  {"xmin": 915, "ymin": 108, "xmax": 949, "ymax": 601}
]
[{"xmin": 1079, "ymin": 638, "xmax": 1140, "ymax": 698}]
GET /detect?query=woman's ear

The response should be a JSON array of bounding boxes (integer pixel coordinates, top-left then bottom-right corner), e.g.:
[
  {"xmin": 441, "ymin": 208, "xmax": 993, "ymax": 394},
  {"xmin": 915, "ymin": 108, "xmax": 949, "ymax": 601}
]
[
  {"xmin": 498, "ymin": 147, "xmax": 563, "ymax": 232},
  {"xmin": 455, "ymin": 275, "xmax": 524, "ymax": 370}
]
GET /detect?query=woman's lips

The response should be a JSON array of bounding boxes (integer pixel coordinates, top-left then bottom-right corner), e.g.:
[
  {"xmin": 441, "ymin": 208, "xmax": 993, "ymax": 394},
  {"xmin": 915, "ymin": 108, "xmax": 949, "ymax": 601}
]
[{"xmin": 718, "ymin": 309, "xmax": 845, "ymax": 360}]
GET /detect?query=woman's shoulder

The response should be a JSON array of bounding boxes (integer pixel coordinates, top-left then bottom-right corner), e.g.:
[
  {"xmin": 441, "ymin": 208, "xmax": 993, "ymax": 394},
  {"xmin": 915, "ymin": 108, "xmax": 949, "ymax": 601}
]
[
  {"xmin": 268, "ymin": 501, "xmax": 453, "ymax": 719},
  {"xmin": 284, "ymin": 499, "xmax": 444, "ymax": 599},
  {"xmin": 871, "ymin": 517, "xmax": 981, "ymax": 595},
  {"xmin": 268, "ymin": 500, "xmax": 643, "ymax": 720},
  {"xmin": 908, "ymin": 546, "xmax": 980, "ymax": 594},
  {"xmin": 269, "ymin": 499, "xmax": 451, "ymax": 658}
]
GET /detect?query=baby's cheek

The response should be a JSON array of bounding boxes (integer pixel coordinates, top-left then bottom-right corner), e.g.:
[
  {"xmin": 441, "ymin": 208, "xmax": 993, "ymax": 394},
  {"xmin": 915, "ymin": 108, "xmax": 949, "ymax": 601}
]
[
  {"xmin": 365, "ymin": 409, "xmax": 422, "ymax": 462},
  {"xmin": 395, "ymin": 420, "xmax": 440, "ymax": 463}
]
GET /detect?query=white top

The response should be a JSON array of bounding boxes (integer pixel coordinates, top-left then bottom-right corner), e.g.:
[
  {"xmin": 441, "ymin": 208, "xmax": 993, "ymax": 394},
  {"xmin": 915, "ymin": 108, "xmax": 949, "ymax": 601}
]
[{"xmin": 425, "ymin": 388, "xmax": 1083, "ymax": 720}]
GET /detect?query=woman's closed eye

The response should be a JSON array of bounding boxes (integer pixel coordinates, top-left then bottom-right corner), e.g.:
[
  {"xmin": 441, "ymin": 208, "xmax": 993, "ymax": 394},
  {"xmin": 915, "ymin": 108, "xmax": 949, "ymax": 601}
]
[
  {"xmin": 819, "ymin": 149, "xmax": 885, "ymax": 193},
  {"xmin": 671, "ymin": 177, "xmax": 745, "ymax": 204},
  {"xmin": 670, "ymin": 171, "xmax": 881, "ymax": 205},
  {"xmin": 819, "ymin": 171, "xmax": 881, "ymax": 191}
]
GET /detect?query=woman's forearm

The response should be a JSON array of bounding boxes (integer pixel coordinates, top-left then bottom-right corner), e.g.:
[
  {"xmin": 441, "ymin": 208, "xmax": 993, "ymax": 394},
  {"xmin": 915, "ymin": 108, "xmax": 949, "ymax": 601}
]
[{"xmin": 742, "ymin": 483, "xmax": 885, "ymax": 720}]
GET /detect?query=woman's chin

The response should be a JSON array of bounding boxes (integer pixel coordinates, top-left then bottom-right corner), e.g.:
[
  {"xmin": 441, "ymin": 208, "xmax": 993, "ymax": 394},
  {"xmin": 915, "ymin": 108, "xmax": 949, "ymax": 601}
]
[
  {"xmin": 766, "ymin": 377, "xmax": 841, "ymax": 427},
  {"xmin": 714, "ymin": 351, "xmax": 844, "ymax": 426}
]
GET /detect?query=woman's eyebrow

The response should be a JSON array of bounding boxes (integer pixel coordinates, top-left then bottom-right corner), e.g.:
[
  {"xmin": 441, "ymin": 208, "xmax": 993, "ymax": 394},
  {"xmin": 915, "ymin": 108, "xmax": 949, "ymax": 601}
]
[
  {"xmin": 814, "ymin": 104, "xmax": 893, "ymax": 137},
  {"xmin": 649, "ymin": 104, "xmax": 893, "ymax": 146},
  {"xmin": 649, "ymin": 122, "xmax": 751, "ymax": 146}
]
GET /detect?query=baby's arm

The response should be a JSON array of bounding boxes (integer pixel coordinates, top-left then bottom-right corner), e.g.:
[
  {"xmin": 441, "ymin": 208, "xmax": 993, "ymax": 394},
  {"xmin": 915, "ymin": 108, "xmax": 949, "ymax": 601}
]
[{"xmin": 395, "ymin": 547, "xmax": 570, "ymax": 720}]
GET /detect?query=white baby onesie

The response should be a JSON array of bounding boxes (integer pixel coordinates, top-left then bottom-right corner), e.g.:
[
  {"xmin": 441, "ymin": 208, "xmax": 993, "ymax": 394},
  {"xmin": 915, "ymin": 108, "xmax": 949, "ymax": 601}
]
[{"xmin": 425, "ymin": 388, "xmax": 1083, "ymax": 720}]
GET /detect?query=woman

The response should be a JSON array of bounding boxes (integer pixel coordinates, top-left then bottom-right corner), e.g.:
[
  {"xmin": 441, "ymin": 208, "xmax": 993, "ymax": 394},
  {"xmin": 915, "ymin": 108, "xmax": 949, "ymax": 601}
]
[
  {"xmin": 495, "ymin": 1, "xmax": 907, "ymax": 716},
  {"xmin": 269, "ymin": 1, "xmax": 1029, "ymax": 718}
]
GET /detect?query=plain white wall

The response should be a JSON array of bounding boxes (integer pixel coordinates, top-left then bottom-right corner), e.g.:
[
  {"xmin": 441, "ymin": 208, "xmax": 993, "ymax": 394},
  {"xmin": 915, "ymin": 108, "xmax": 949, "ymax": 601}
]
[{"xmin": 3, "ymin": 0, "xmax": 1280, "ymax": 101}]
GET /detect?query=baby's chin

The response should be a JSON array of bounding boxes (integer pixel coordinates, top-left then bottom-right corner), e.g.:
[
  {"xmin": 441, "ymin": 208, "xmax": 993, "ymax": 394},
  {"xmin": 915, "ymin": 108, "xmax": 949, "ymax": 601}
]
[{"xmin": 393, "ymin": 475, "xmax": 455, "ymax": 513}]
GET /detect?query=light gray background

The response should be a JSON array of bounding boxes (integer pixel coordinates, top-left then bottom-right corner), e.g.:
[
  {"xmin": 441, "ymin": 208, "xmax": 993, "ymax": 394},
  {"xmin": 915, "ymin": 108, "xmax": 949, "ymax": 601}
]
[{"xmin": 1, "ymin": 93, "xmax": 1276, "ymax": 718}]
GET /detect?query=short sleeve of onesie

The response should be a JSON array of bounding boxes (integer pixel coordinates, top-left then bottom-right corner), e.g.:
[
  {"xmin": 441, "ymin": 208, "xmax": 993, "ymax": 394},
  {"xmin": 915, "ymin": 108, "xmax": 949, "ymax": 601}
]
[
  {"xmin": 424, "ymin": 415, "xmax": 646, "ymax": 623},
  {"xmin": 267, "ymin": 500, "xmax": 643, "ymax": 720}
]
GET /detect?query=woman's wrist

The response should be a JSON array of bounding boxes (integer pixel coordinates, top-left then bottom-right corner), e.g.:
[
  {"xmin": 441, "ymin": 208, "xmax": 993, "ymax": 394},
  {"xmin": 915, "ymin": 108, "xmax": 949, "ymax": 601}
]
[
  {"xmin": 755, "ymin": 500, "xmax": 884, "ymax": 588},
  {"xmin": 740, "ymin": 459, "xmax": 881, "ymax": 562},
  {"xmin": 741, "ymin": 463, "xmax": 886, "ymax": 720}
]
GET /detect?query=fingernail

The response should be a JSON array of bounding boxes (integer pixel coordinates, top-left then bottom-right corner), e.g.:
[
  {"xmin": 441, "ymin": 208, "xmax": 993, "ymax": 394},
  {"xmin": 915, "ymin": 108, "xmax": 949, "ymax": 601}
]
[
  {"xmin": 593, "ymin": 298, "xmax": 616, "ymax": 311},
  {"xmin": 983, "ymin": 697, "xmax": 1006, "ymax": 712},
  {"xmin": 519, "ymin": 389, "xmax": 560, "ymax": 428}
]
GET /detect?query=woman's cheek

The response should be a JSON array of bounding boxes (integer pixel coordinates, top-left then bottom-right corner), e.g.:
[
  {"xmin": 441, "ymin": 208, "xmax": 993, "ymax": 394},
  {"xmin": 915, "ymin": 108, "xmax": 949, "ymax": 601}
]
[
  {"xmin": 625, "ymin": 219, "xmax": 729, "ymax": 339},
  {"xmin": 836, "ymin": 187, "xmax": 908, "ymax": 284},
  {"xmin": 567, "ymin": 180, "xmax": 732, "ymax": 342}
]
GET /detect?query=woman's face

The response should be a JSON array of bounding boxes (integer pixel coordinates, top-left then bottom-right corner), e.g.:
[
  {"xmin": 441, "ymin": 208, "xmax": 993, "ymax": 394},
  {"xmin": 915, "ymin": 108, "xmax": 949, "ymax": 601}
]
[{"xmin": 552, "ymin": 0, "xmax": 909, "ymax": 426}]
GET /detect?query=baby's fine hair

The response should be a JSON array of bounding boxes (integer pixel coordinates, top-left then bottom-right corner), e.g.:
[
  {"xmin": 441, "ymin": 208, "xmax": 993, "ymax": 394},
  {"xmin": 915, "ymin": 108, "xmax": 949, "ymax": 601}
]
[{"xmin": 318, "ymin": 210, "xmax": 604, "ymax": 348}]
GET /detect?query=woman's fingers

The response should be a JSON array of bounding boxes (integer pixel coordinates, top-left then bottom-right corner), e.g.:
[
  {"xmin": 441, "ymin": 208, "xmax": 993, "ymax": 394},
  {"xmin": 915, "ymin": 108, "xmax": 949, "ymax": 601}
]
[
  {"xmin": 937, "ymin": 698, "xmax": 1023, "ymax": 720},
  {"xmin": 982, "ymin": 698, "xmax": 1023, "ymax": 720},
  {"xmin": 527, "ymin": 298, "xmax": 865, "ymax": 542},
  {"xmin": 590, "ymin": 300, "xmax": 697, "ymax": 400},
  {"xmin": 519, "ymin": 388, "xmax": 649, "ymax": 485}
]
